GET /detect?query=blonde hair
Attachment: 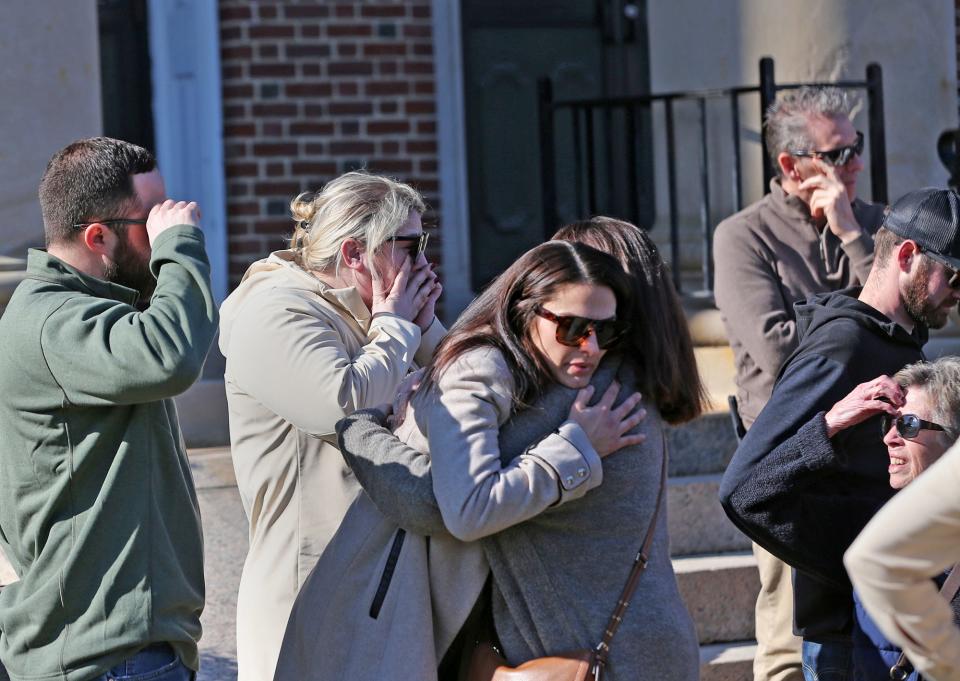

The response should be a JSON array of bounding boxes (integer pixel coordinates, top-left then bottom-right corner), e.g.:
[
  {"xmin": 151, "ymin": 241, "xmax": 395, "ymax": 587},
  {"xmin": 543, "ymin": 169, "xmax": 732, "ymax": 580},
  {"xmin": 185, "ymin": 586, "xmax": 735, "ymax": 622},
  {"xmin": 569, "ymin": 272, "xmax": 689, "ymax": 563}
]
[{"xmin": 289, "ymin": 171, "xmax": 426, "ymax": 272}]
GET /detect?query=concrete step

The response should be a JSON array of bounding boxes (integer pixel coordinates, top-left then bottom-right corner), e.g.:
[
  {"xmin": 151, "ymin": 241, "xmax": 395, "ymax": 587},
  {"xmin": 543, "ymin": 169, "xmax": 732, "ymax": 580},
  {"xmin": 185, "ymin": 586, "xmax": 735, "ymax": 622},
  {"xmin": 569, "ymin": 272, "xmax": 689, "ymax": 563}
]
[
  {"xmin": 668, "ymin": 473, "xmax": 750, "ymax": 556},
  {"xmin": 176, "ymin": 379, "xmax": 230, "ymax": 448},
  {"xmin": 700, "ymin": 641, "xmax": 756, "ymax": 681},
  {"xmin": 674, "ymin": 551, "xmax": 758, "ymax": 644},
  {"xmin": 666, "ymin": 411, "xmax": 738, "ymax": 477}
]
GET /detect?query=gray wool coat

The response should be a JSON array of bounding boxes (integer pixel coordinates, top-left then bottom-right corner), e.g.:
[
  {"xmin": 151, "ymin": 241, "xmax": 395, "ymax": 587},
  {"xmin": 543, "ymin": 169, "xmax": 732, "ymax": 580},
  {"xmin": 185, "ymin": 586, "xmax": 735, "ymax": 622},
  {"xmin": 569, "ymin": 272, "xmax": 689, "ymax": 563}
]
[{"xmin": 275, "ymin": 349, "xmax": 698, "ymax": 680}]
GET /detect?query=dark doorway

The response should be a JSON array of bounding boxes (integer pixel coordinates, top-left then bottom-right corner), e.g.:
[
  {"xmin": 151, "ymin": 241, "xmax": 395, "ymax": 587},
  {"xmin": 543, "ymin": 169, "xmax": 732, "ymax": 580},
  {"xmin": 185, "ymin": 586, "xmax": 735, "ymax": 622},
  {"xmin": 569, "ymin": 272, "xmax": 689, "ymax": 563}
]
[
  {"xmin": 97, "ymin": 0, "xmax": 155, "ymax": 151},
  {"xmin": 462, "ymin": 0, "xmax": 652, "ymax": 290}
]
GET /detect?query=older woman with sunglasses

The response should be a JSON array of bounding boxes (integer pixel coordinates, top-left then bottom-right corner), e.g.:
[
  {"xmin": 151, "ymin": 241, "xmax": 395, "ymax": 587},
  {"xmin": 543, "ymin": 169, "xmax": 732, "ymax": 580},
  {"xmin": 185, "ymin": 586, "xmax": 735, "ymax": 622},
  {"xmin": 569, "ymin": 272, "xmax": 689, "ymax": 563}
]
[
  {"xmin": 843, "ymin": 357, "xmax": 960, "ymax": 681},
  {"xmin": 218, "ymin": 171, "xmax": 443, "ymax": 681},
  {"xmin": 276, "ymin": 220, "xmax": 705, "ymax": 680}
]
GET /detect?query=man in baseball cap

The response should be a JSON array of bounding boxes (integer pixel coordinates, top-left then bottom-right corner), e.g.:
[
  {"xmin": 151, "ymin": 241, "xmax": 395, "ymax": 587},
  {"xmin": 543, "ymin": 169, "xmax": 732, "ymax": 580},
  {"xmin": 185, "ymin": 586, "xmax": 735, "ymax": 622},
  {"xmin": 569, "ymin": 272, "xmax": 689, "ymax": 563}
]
[{"xmin": 720, "ymin": 188, "xmax": 960, "ymax": 680}]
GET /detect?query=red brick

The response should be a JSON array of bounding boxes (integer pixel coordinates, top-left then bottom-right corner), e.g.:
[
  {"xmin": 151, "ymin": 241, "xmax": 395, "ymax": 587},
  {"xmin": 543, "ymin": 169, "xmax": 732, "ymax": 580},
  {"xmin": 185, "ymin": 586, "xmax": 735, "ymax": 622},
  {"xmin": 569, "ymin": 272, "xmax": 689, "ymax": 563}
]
[
  {"xmin": 255, "ymin": 182, "xmax": 302, "ymax": 196},
  {"xmin": 404, "ymin": 61, "xmax": 433, "ymax": 75},
  {"xmin": 340, "ymin": 120, "xmax": 360, "ymax": 135},
  {"xmin": 220, "ymin": 25, "xmax": 242, "ymax": 41},
  {"xmin": 361, "ymin": 5, "xmax": 407, "ymax": 18},
  {"xmin": 304, "ymin": 104, "xmax": 325, "ymax": 117},
  {"xmin": 379, "ymin": 101, "xmax": 398, "ymax": 114},
  {"xmin": 328, "ymin": 61, "xmax": 373, "ymax": 76},
  {"xmin": 255, "ymin": 219, "xmax": 297, "ymax": 235},
  {"xmin": 232, "ymin": 238, "xmax": 270, "ymax": 255},
  {"xmin": 416, "ymin": 120, "xmax": 437, "ymax": 135},
  {"xmin": 253, "ymin": 143, "xmax": 299, "ymax": 157},
  {"xmin": 221, "ymin": 45, "xmax": 252, "ymax": 60},
  {"xmin": 337, "ymin": 43, "xmax": 358, "ymax": 57},
  {"xmin": 382, "ymin": 141, "xmax": 401, "ymax": 154},
  {"xmin": 262, "ymin": 122, "xmax": 283, "ymax": 136},
  {"xmin": 414, "ymin": 80, "xmax": 435, "ymax": 95},
  {"xmin": 258, "ymin": 44, "xmax": 280, "ymax": 58},
  {"xmin": 250, "ymin": 63, "xmax": 295, "ymax": 78},
  {"xmin": 266, "ymin": 162, "xmax": 286, "ymax": 176},
  {"xmin": 363, "ymin": 43, "xmax": 406, "ymax": 57},
  {"xmin": 412, "ymin": 5, "xmax": 431, "ymax": 19},
  {"xmin": 285, "ymin": 83, "xmax": 334, "ymax": 97},
  {"xmin": 292, "ymin": 161, "xmax": 339, "ymax": 175},
  {"xmin": 226, "ymin": 163, "xmax": 258, "ymax": 178},
  {"xmin": 228, "ymin": 181, "xmax": 250, "ymax": 196},
  {"xmin": 367, "ymin": 120, "xmax": 410, "ymax": 135},
  {"xmin": 369, "ymin": 159, "xmax": 414, "ymax": 173},
  {"xmin": 403, "ymin": 24, "xmax": 432, "ymax": 38},
  {"xmin": 329, "ymin": 101, "xmax": 374, "ymax": 115},
  {"xmin": 330, "ymin": 141, "xmax": 375, "ymax": 155},
  {"xmin": 337, "ymin": 82, "xmax": 359, "ymax": 96},
  {"xmin": 304, "ymin": 143, "xmax": 326, "ymax": 155},
  {"xmin": 223, "ymin": 83, "xmax": 254, "ymax": 99},
  {"xmin": 230, "ymin": 201, "xmax": 261, "ymax": 216},
  {"xmin": 407, "ymin": 140, "xmax": 437, "ymax": 154},
  {"xmin": 301, "ymin": 25, "xmax": 320, "ymax": 37},
  {"xmin": 252, "ymin": 103, "xmax": 298, "ymax": 117},
  {"xmin": 290, "ymin": 122, "xmax": 336, "ymax": 135},
  {"xmin": 405, "ymin": 100, "xmax": 435, "ymax": 115},
  {"xmin": 223, "ymin": 104, "xmax": 247, "ymax": 119},
  {"xmin": 412, "ymin": 43, "xmax": 433, "ymax": 56},
  {"xmin": 302, "ymin": 63, "xmax": 321, "ymax": 76},
  {"xmin": 334, "ymin": 4, "xmax": 355, "ymax": 18},
  {"xmin": 366, "ymin": 81, "xmax": 409, "ymax": 95},
  {"xmin": 327, "ymin": 24, "xmax": 372, "ymax": 37},
  {"xmin": 249, "ymin": 25, "xmax": 295, "ymax": 39},
  {"xmin": 286, "ymin": 44, "xmax": 331, "ymax": 58},
  {"xmin": 420, "ymin": 159, "xmax": 438, "ymax": 173},
  {"xmin": 284, "ymin": 5, "xmax": 330, "ymax": 19},
  {"xmin": 222, "ymin": 64, "xmax": 244, "ymax": 79},
  {"xmin": 379, "ymin": 62, "xmax": 398, "ymax": 75},
  {"xmin": 225, "ymin": 142, "xmax": 248, "ymax": 159},
  {"xmin": 225, "ymin": 123, "xmax": 256, "ymax": 137},
  {"xmin": 220, "ymin": 5, "xmax": 252, "ymax": 21},
  {"xmin": 258, "ymin": 5, "xmax": 277, "ymax": 19}
]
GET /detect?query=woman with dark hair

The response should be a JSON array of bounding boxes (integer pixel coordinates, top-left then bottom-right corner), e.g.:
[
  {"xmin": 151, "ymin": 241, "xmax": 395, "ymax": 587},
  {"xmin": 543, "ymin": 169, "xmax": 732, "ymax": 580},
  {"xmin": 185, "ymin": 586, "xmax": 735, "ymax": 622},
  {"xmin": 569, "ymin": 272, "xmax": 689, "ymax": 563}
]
[{"xmin": 276, "ymin": 234, "xmax": 702, "ymax": 680}]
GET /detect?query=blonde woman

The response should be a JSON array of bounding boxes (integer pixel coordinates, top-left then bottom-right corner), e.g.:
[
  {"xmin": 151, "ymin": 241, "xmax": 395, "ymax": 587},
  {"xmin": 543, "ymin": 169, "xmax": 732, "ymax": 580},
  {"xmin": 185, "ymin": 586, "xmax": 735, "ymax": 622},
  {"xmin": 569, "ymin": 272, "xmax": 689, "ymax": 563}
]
[{"xmin": 218, "ymin": 171, "xmax": 443, "ymax": 680}]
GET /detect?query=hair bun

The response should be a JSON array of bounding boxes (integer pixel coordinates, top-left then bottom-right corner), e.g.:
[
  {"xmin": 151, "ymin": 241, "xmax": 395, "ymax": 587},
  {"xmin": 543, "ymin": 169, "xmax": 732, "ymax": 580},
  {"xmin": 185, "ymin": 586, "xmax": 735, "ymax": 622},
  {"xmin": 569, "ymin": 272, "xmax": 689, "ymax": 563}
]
[{"xmin": 290, "ymin": 191, "xmax": 318, "ymax": 224}]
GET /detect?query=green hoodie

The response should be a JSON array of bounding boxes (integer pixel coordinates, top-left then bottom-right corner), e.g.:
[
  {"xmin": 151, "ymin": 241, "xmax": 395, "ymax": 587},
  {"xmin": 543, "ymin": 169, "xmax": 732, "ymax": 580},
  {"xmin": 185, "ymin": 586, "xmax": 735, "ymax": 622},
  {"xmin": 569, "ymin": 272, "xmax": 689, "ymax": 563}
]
[{"xmin": 0, "ymin": 226, "xmax": 217, "ymax": 680}]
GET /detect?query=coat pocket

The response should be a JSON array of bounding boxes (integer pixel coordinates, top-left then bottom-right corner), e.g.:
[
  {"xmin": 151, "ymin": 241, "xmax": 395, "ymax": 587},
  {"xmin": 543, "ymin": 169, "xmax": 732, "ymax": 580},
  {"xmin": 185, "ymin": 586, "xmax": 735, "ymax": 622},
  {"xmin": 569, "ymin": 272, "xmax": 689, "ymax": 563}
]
[{"xmin": 368, "ymin": 528, "xmax": 406, "ymax": 619}]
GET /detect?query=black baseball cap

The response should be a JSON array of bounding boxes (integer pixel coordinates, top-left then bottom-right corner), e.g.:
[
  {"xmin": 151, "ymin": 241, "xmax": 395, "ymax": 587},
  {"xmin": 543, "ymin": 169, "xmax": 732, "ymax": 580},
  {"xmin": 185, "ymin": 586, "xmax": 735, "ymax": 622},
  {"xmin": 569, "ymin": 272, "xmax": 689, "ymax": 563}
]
[{"xmin": 884, "ymin": 187, "xmax": 960, "ymax": 271}]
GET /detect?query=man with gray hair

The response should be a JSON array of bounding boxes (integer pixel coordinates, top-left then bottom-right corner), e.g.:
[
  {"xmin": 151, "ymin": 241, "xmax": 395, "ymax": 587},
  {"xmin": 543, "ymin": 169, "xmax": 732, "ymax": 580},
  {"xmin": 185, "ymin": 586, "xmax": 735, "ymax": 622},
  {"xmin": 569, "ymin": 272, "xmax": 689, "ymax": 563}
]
[{"xmin": 713, "ymin": 86, "xmax": 885, "ymax": 681}]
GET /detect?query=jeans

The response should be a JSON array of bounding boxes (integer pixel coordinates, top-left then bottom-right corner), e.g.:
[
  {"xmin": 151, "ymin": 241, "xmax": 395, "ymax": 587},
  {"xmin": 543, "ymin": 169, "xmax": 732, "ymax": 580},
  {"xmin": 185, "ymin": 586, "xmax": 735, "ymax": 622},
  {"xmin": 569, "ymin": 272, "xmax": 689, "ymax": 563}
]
[
  {"xmin": 92, "ymin": 644, "xmax": 195, "ymax": 681},
  {"xmin": 802, "ymin": 639, "xmax": 855, "ymax": 681}
]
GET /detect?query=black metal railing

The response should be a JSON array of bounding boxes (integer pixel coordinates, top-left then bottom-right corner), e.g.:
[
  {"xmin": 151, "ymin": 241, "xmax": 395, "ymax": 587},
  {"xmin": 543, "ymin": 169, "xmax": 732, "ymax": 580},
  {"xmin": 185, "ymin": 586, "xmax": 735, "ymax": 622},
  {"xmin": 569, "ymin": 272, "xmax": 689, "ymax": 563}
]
[{"xmin": 538, "ymin": 57, "xmax": 887, "ymax": 293}]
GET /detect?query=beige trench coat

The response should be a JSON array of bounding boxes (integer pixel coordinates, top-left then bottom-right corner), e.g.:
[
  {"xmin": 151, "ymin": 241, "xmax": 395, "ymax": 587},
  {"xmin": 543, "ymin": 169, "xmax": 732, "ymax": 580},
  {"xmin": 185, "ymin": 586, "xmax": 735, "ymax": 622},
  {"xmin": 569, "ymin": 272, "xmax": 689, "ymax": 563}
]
[{"xmin": 218, "ymin": 251, "xmax": 443, "ymax": 681}]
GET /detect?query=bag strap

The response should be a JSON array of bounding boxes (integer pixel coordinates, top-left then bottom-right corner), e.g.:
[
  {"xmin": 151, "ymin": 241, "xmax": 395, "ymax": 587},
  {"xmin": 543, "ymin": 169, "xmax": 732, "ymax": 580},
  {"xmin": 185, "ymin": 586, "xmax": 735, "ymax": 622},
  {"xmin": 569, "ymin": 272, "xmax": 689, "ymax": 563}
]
[
  {"xmin": 592, "ymin": 430, "xmax": 668, "ymax": 668},
  {"xmin": 889, "ymin": 561, "xmax": 960, "ymax": 680}
]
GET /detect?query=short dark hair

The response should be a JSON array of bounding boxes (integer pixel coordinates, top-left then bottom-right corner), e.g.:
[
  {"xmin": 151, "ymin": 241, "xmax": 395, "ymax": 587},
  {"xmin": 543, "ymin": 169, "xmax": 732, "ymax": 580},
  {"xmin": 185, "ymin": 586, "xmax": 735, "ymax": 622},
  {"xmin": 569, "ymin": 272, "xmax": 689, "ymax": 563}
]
[
  {"xmin": 872, "ymin": 226, "xmax": 905, "ymax": 269},
  {"xmin": 38, "ymin": 137, "xmax": 156, "ymax": 245},
  {"xmin": 421, "ymin": 240, "xmax": 632, "ymax": 408},
  {"xmin": 553, "ymin": 217, "xmax": 707, "ymax": 423}
]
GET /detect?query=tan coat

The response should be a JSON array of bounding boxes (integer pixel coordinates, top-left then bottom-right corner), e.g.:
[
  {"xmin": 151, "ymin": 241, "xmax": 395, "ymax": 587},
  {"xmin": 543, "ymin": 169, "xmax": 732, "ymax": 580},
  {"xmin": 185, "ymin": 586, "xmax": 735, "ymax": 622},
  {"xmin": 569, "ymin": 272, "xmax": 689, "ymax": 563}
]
[
  {"xmin": 218, "ymin": 250, "xmax": 444, "ymax": 681},
  {"xmin": 845, "ymin": 440, "xmax": 960, "ymax": 681}
]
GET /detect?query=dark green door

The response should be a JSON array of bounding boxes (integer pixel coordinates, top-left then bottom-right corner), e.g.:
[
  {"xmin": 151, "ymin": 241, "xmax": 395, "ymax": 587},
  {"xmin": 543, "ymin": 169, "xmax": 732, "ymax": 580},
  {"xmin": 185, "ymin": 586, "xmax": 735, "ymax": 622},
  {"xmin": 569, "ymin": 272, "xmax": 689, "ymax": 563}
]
[{"xmin": 462, "ymin": 0, "xmax": 651, "ymax": 290}]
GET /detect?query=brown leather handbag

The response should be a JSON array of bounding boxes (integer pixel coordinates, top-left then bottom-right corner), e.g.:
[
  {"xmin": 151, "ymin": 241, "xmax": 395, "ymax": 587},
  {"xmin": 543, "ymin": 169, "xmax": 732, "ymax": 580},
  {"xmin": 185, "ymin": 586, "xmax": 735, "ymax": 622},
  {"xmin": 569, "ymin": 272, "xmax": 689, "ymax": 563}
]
[{"xmin": 466, "ymin": 439, "xmax": 668, "ymax": 681}]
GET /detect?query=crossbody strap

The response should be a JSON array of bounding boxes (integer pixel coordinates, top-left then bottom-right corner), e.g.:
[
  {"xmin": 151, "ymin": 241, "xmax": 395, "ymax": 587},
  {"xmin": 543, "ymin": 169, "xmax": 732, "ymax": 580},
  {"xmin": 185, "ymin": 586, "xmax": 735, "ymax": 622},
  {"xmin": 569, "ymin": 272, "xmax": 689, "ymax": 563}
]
[
  {"xmin": 889, "ymin": 561, "xmax": 960, "ymax": 680},
  {"xmin": 593, "ymin": 430, "xmax": 668, "ymax": 667}
]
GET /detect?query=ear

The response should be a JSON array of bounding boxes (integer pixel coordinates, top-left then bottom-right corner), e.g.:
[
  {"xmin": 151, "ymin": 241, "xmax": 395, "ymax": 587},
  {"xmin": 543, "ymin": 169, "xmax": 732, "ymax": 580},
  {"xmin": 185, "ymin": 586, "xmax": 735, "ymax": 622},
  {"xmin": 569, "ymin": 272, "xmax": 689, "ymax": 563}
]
[
  {"xmin": 896, "ymin": 240, "xmax": 921, "ymax": 274},
  {"xmin": 81, "ymin": 223, "xmax": 118, "ymax": 257},
  {"xmin": 777, "ymin": 152, "xmax": 798, "ymax": 180},
  {"xmin": 339, "ymin": 237, "xmax": 366, "ymax": 273}
]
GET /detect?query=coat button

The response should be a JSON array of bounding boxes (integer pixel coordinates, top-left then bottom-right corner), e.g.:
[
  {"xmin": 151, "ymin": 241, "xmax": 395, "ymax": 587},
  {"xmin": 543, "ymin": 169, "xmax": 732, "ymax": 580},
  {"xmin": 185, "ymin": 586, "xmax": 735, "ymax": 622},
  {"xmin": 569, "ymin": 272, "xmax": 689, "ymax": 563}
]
[
  {"xmin": 576, "ymin": 467, "xmax": 587, "ymax": 478},
  {"xmin": 565, "ymin": 475, "xmax": 575, "ymax": 486}
]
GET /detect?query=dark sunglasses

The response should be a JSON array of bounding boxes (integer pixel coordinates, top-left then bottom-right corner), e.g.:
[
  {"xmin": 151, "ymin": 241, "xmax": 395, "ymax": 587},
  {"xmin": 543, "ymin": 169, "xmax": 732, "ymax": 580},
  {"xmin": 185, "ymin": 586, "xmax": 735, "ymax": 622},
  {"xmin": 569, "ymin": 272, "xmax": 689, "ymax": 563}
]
[
  {"xmin": 387, "ymin": 232, "xmax": 430, "ymax": 258},
  {"xmin": 922, "ymin": 250, "xmax": 960, "ymax": 289},
  {"xmin": 72, "ymin": 218, "xmax": 149, "ymax": 229},
  {"xmin": 790, "ymin": 131, "xmax": 864, "ymax": 167},
  {"xmin": 534, "ymin": 305, "xmax": 625, "ymax": 349},
  {"xmin": 880, "ymin": 413, "xmax": 946, "ymax": 440}
]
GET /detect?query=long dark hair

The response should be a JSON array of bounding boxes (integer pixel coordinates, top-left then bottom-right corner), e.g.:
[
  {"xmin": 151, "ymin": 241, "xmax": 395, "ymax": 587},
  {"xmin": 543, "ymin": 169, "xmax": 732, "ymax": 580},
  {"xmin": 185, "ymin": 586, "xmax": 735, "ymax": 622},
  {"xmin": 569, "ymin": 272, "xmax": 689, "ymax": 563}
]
[
  {"xmin": 422, "ymin": 240, "xmax": 632, "ymax": 408},
  {"xmin": 553, "ymin": 217, "xmax": 706, "ymax": 423}
]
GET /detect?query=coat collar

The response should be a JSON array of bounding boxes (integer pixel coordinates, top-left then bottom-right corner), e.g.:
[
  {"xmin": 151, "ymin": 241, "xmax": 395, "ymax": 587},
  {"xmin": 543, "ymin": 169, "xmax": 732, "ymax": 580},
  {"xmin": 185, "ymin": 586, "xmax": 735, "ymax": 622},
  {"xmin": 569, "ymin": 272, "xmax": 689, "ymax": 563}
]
[{"xmin": 25, "ymin": 248, "xmax": 140, "ymax": 306}]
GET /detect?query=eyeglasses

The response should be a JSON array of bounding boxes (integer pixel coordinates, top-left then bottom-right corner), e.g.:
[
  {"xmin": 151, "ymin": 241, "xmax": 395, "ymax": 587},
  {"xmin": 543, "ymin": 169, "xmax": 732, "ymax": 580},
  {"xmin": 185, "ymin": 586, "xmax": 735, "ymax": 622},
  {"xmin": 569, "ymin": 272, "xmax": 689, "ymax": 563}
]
[
  {"xmin": 920, "ymin": 250, "xmax": 960, "ymax": 289},
  {"xmin": 790, "ymin": 131, "xmax": 864, "ymax": 167},
  {"xmin": 387, "ymin": 232, "xmax": 430, "ymax": 258},
  {"xmin": 534, "ymin": 305, "xmax": 625, "ymax": 349},
  {"xmin": 72, "ymin": 218, "xmax": 148, "ymax": 229},
  {"xmin": 880, "ymin": 413, "xmax": 946, "ymax": 440}
]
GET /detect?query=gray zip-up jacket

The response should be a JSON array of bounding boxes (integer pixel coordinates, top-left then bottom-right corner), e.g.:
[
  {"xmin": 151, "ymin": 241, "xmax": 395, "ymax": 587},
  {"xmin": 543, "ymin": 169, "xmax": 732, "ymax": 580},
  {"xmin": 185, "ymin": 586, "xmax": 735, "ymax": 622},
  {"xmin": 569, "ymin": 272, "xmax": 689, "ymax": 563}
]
[{"xmin": 713, "ymin": 179, "xmax": 884, "ymax": 426}]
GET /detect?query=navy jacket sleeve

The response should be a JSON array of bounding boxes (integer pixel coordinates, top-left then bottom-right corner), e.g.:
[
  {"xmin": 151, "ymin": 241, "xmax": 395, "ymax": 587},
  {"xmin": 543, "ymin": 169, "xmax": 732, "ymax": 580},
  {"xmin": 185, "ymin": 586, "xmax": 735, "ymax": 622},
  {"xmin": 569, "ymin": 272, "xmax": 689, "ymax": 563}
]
[{"xmin": 719, "ymin": 352, "xmax": 882, "ymax": 589}]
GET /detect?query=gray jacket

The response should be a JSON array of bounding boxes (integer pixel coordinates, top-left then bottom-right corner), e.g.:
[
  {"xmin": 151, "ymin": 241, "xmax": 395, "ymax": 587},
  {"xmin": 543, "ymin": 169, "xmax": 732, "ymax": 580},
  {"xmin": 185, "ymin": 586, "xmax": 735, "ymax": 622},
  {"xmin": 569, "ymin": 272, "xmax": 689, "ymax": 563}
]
[
  {"xmin": 277, "ymin": 352, "xmax": 698, "ymax": 680},
  {"xmin": 713, "ymin": 179, "xmax": 884, "ymax": 426}
]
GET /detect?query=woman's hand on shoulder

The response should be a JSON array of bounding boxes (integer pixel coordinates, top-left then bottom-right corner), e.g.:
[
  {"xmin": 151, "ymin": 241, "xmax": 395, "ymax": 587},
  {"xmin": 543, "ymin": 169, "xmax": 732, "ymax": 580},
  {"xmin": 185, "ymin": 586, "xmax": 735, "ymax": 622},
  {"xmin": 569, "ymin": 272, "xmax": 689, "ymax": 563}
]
[{"xmin": 567, "ymin": 381, "xmax": 647, "ymax": 458}]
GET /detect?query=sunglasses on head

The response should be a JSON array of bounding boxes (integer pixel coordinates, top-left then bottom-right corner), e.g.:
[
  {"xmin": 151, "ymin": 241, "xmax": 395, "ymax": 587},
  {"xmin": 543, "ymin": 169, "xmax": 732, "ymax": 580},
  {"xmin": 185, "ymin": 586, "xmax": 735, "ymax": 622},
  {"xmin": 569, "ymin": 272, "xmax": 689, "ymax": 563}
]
[
  {"xmin": 790, "ymin": 131, "xmax": 864, "ymax": 167},
  {"xmin": 387, "ymin": 232, "xmax": 430, "ymax": 259},
  {"xmin": 880, "ymin": 412, "xmax": 946, "ymax": 440},
  {"xmin": 534, "ymin": 305, "xmax": 625, "ymax": 349}
]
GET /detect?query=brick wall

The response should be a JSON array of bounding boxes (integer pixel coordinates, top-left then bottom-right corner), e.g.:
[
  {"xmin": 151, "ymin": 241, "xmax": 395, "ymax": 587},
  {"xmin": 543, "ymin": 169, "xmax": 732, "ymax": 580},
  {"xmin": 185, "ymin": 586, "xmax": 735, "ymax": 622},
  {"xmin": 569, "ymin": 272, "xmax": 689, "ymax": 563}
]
[{"xmin": 218, "ymin": 0, "xmax": 440, "ymax": 288}]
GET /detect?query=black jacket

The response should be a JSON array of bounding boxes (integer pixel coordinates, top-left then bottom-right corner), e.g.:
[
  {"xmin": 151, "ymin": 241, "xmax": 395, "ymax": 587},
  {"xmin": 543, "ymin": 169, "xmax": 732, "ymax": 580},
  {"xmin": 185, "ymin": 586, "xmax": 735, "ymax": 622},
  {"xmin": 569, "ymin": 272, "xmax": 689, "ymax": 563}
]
[{"xmin": 718, "ymin": 288, "xmax": 926, "ymax": 640}]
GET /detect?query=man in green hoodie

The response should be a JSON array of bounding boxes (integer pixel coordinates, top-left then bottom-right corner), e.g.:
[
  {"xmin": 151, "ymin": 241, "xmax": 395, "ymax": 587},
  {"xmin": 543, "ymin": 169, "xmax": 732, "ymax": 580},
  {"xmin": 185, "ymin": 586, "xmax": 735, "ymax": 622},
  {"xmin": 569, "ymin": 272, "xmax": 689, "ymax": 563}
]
[{"xmin": 0, "ymin": 137, "xmax": 218, "ymax": 680}]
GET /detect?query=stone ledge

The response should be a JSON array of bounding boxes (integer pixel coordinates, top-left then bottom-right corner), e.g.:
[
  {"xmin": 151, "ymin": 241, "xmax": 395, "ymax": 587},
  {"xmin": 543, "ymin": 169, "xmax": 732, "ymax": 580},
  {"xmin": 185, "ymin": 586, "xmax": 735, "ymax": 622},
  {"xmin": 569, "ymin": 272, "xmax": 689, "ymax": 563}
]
[
  {"xmin": 700, "ymin": 641, "xmax": 756, "ymax": 681},
  {"xmin": 674, "ymin": 551, "xmax": 759, "ymax": 644},
  {"xmin": 176, "ymin": 379, "xmax": 230, "ymax": 448}
]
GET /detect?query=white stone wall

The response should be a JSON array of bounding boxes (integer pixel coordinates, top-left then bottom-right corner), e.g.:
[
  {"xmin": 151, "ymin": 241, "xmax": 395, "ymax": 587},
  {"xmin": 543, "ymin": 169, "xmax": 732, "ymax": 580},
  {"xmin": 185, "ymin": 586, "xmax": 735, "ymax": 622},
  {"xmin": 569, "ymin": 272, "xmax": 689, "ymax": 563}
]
[
  {"xmin": 646, "ymin": 0, "xmax": 958, "ymax": 279},
  {"xmin": 0, "ymin": 1, "xmax": 102, "ymax": 256}
]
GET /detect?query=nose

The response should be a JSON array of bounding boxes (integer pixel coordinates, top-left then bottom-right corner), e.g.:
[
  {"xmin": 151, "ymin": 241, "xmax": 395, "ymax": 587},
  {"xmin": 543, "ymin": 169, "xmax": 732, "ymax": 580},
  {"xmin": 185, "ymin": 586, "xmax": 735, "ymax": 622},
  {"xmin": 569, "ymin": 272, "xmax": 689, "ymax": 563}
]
[
  {"xmin": 578, "ymin": 329, "xmax": 601, "ymax": 355},
  {"xmin": 883, "ymin": 421, "xmax": 901, "ymax": 448}
]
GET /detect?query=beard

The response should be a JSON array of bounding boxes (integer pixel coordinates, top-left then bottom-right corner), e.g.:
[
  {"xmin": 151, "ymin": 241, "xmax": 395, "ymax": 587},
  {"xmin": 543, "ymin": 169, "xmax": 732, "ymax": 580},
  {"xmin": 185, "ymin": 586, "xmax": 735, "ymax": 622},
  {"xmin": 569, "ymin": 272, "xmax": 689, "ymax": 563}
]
[
  {"xmin": 903, "ymin": 259, "xmax": 952, "ymax": 329},
  {"xmin": 103, "ymin": 234, "xmax": 155, "ymax": 307}
]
